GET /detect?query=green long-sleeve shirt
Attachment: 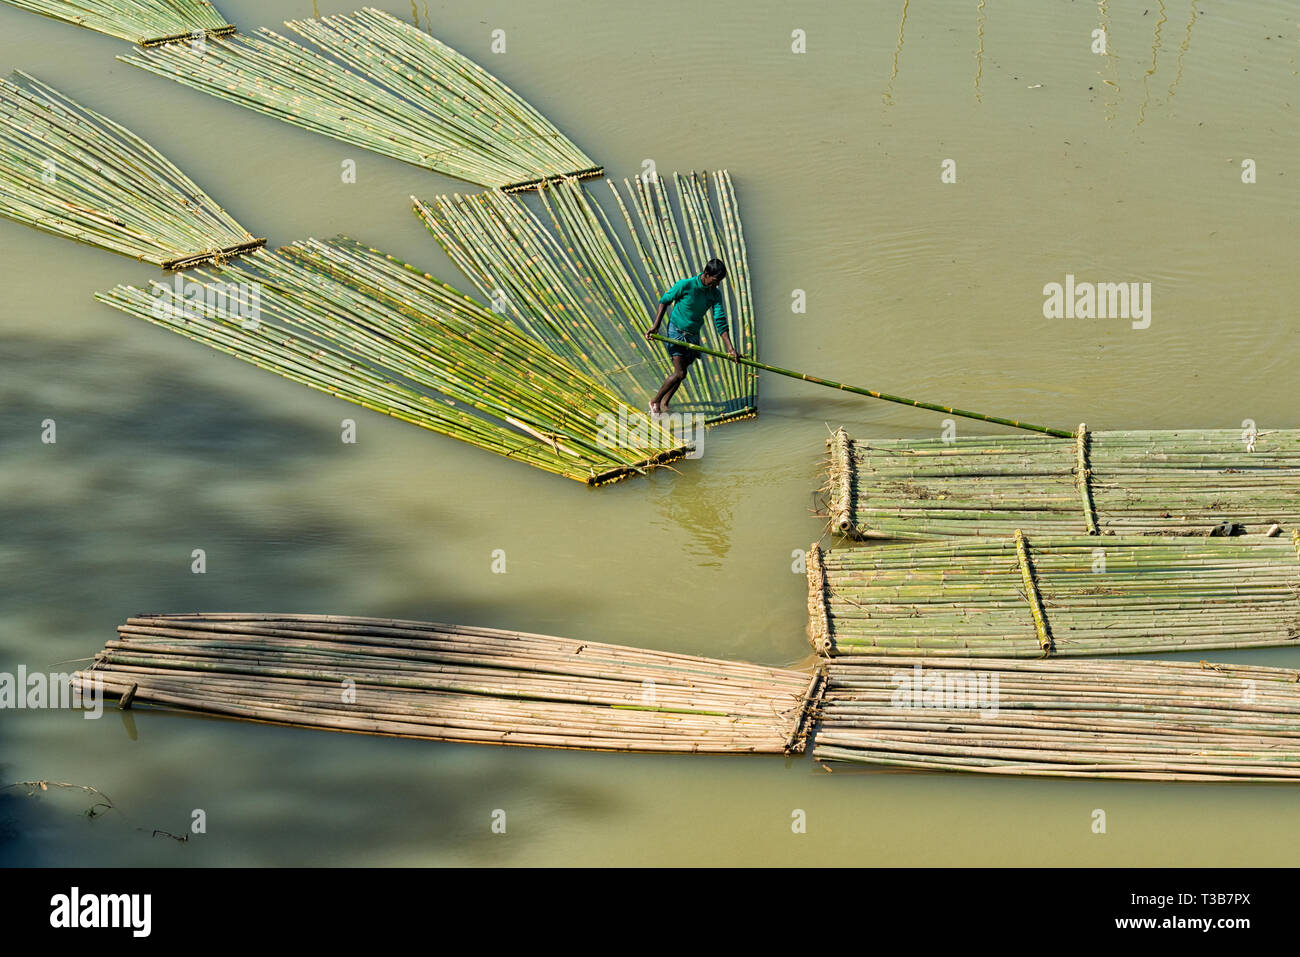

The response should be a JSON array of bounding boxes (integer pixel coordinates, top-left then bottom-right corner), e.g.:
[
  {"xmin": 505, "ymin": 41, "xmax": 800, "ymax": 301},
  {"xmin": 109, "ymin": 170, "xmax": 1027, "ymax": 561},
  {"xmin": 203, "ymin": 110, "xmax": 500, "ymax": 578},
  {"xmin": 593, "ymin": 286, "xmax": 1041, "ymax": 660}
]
[{"xmin": 659, "ymin": 276, "xmax": 728, "ymax": 338}]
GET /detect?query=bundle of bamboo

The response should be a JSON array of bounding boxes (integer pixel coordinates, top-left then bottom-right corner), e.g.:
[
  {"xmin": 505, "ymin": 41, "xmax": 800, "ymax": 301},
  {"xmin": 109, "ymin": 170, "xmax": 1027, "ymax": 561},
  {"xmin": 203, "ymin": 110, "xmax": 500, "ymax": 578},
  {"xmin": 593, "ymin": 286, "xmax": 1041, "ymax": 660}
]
[
  {"xmin": 95, "ymin": 238, "xmax": 690, "ymax": 484},
  {"xmin": 0, "ymin": 0, "xmax": 233, "ymax": 46},
  {"xmin": 75, "ymin": 613, "xmax": 817, "ymax": 753},
  {"xmin": 807, "ymin": 535, "xmax": 1300, "ymax": 657},
  {"xmin": 814, "ymin": 656, "xmax": 1300, "ymax": 781},
  {"xmin": 118, "ymin": 8, "xmax": 599, "ymax": 188},
  {"xmin": 413, "ymin": 170, "xmax": 758, "ymax": 424},
  {"xmin": 0, "ymin": 71, "xmax": 262, "ymax": 267},
  {"xmin": 824, "ymin": 426, "xmax": 1300, "ymax": 540}
]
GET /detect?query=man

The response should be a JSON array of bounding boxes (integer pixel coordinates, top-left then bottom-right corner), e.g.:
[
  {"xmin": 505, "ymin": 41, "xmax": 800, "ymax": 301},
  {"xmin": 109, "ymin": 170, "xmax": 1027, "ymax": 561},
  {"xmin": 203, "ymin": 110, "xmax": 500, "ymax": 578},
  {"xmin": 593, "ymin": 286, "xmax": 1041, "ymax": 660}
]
[{"xmin": 645, "ymin": 258, "xmax": 740, "ymax": 414}]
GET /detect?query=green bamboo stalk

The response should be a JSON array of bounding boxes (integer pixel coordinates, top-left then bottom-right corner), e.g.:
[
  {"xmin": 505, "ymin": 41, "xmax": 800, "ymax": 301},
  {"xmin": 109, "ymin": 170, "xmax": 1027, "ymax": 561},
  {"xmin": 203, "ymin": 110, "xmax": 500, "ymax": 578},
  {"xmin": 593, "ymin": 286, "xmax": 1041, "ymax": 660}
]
[
  {"xmin": 95, "ymin": 240, "xmax": 688, "ymax": 484},
  {"xmin": 0, "ymin": 71, "xmax": 260, "ymax": 266},
  {"xmin": 652, "ymin": 335, "xmax": 1069, "ymax": 436},
  {"xmin": 415, "ymin": 172, "xmax": 759, "ymax": 424},
  {"xmin": 118, "ymin": 8, "xmax": 598, "ymax": 188},
  {"xmin": 0, "ymin": 0, "xmax": 233, "ymax": 45}
]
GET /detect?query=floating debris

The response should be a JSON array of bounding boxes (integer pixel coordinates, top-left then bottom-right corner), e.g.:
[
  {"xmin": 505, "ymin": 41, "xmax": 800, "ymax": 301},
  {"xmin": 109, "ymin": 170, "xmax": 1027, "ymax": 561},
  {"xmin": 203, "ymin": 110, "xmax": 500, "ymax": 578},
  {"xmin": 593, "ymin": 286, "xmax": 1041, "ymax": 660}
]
[
  {"xmin": 119, "ymin": 8, "xmax": 599, "ymax": 188},
  {"xmin": 824, "ymin": 426, "xmax": 1300, "ymax": 540},
  {"xmin": 0, "ymin": 71, "xmax": 262, "ymax": 267},
  {"xmin": 95, "ymin": 239, "xmax": 690, "ymax": 484},
  {"xmin": 806, "ymin": 534, "xmax": 1300, "ymax": 657},
  {"xmin": 76, "ymin": 613, "xmax": 817, "ymax": 753},
  {"xmin": 814, "ymin": 656, "xmax": 1300, "ymax": 781},
  {"xmin": 414, "ymin": 171, "xmax": 758, "ymax": 424},
  {"xmin": 0, "ymin": 0, "xmax": 234, "ymax": 46}
]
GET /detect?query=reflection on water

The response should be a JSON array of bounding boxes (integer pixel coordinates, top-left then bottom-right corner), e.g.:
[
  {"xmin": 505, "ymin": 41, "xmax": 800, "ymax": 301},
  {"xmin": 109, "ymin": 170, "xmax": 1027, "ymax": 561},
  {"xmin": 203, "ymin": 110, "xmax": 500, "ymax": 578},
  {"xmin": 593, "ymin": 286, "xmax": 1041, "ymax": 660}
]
[
  {"xmin": 883, "ymin": 0, "xmax": 909, "ymax": 106},
  {"xmin": 1169, "ymin": 3, "xmax": 1199, "ymax": 104},
  {"xmin": 1137, "ymin": 0, "xmax": 1169, "ymax": 127}
]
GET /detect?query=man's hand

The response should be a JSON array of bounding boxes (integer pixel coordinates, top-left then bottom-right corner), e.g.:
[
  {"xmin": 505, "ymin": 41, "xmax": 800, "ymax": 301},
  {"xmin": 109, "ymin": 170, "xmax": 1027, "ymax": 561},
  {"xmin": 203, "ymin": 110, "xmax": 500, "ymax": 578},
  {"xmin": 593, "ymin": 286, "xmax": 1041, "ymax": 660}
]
[
  {"xmin": 645, "ymin": 325, "xmax": 659, "ymax": 343},
  {"xmin": 720, "ymin": 330, "xmax": 741, "ymax": 363}
]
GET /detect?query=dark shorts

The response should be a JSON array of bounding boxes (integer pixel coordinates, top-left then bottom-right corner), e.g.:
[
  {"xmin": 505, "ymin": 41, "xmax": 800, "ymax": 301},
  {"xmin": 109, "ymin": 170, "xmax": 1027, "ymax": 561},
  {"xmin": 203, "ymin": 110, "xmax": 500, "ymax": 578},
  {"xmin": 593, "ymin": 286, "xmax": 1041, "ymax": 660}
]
[{"xmin": 663, "ymin": 326, "xmax": 701, "ymax": 362}]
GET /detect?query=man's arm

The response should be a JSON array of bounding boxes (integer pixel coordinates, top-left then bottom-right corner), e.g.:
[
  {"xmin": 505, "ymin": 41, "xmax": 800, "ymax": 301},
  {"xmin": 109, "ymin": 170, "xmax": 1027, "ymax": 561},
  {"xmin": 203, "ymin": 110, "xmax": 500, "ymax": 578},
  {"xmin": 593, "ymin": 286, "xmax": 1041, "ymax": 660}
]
[
  {"xmin": 645, "ymin": 302, "xmax": 670, "ymax": 341},
  {"xmin": 713, "ymin": 306, "xmax": 740, "ymax": 361},
  {"xmin": 647, "ymin": 280, "xmax": 686, "ymax": 340},
  {"xmin": 718, "ymin": 328, "xmax": 740, "ymax": 361}
]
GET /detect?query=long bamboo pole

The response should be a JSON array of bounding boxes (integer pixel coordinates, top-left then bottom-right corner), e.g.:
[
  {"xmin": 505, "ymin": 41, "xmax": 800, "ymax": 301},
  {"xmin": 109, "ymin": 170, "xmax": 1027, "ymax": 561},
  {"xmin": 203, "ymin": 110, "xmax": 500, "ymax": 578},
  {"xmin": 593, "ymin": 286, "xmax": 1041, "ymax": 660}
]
[{"xmin": 648, "ymin": 334, "xmax": 1072, "ymax": 437}]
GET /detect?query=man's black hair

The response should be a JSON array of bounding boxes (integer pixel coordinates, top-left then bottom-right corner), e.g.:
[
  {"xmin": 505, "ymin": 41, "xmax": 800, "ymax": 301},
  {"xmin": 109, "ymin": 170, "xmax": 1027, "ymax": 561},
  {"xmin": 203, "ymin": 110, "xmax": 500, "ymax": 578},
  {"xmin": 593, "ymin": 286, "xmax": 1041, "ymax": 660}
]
[{"xmin": 702, "ymin": 258, "xmax": 727, "ymax": 280}]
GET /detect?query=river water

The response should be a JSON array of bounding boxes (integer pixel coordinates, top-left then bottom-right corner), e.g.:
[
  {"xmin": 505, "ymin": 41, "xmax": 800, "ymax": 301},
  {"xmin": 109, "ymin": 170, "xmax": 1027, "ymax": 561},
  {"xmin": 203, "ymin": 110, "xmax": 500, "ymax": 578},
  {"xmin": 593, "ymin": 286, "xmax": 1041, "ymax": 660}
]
[{"xmin": 1, "ymin": 0, "xmax": 1297, "ymax": 865}]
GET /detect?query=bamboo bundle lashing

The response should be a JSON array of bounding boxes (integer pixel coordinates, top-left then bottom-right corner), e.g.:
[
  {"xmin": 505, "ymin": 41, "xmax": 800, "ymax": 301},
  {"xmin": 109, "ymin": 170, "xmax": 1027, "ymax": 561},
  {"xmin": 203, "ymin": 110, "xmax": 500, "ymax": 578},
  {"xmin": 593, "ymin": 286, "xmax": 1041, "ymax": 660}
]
[
  {"xmin": 828, "ymin": 428, "xmax": 856, "ymax": 534},
  {"xmin": 808, "ymin": 535, "xmax": 1300, "ymax": 658},
  {"xmin": 0, "ymin": 72, "xmax": 262, "ymax": 267},
  {"xmin": 75, "ymin": 613, "xmax": 815, "ymax": 754},
  {"xmin": 118, "ymin": 8, "xmax": 599, "ymax": 189},
  {"xmin": 1012, "ymin": 530, "xmax": 1053, "ymax": 653},
  {"xmin": 824, "ymin": 427, "xmax": 1300, "ymax": 540},
  {"xmin": 95, "ymin": 238, "xmax": 690, "ymax": 484},
  {"xmin": 1075, "ymin": 422, "xmax": 1099, "ymax": 534},
  {"xmin": 413, "ymin": 170, "xmax": 758, "ymax": 425},
  {"xmin": 814, "ymin": 656, "xmax": 1300, "ymax": 782},
  {"xmin": 0, "ymin": 0, "xmax": 234, "ymax": 46}
]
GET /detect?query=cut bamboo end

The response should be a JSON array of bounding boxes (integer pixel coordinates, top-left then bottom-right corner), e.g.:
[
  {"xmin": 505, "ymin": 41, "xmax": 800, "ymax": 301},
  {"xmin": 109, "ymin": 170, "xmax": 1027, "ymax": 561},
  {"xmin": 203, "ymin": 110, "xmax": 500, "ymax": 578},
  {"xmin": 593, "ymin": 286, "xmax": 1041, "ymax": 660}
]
[
  {"xmin": 162, "ymin": 237, "xmax": 267, "ymax": 271},
  {"xmin": 806, "ymin": 543, "xmax": 834, "ymax": 655},
  {"xmin": 1293, "ymin": 528, "xmax": 1300, "ymax": 566},
  {"xmin": 139, "ymin": 24, "xmax": 236, "ymax": 47},
  {"xmin": 586, "ymin": 447, "xmax": 689, "ymax": 487},
  {"xmin": 501, "ymin": 167, "xmax": 606, "ymax": 193},
  {"xmin": 827, "ymin": 428, "xmax": 859, "ymax": 537}
]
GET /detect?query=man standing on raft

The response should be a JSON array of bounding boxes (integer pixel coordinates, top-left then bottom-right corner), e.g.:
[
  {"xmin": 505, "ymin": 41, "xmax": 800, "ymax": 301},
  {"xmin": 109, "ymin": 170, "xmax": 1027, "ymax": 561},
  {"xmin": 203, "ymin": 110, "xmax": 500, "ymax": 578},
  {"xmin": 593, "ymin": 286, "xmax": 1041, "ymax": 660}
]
[{"xmin": 645, "ymin": 258, "xmax": 741, "ymax": 414}]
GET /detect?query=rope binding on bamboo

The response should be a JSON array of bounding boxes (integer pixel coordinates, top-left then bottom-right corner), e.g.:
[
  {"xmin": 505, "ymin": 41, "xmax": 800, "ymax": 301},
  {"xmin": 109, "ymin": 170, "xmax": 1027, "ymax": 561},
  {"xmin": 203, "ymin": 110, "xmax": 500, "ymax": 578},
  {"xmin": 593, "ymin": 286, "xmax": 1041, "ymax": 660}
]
[
  {"xmin": 139, "ymin": 24, "xmax": 236, "ymax": 47},
  {"xmin": 501, "ymin": 167, "xmax": 606, "ymax": 194},
  {"xmin": 1074, "ymin": 422, "xmax": 1100, "ymax": 535},
  {"xmin": 805, "ymin": 543, "xmax": 834, "ymax": 655},
  {"xmin": 162, "ymin": 237, "xmax": 268, "ymax": 271},
  {"xmin": 1013, "ymin": 529, "xmax": 1054, "ymax": 654},
  {"xmin": 828, "ymin": 428, "xmax": 857, "ymax": 535}
]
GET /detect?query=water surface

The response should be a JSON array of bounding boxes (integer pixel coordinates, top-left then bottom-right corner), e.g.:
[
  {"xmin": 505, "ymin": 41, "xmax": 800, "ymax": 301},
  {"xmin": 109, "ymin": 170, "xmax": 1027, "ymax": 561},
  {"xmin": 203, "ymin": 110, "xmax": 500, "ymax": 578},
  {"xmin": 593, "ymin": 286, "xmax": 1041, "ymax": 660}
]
[{"xmin": 1, "ymin": 0, "xmax": 1297, "ymax": 865}]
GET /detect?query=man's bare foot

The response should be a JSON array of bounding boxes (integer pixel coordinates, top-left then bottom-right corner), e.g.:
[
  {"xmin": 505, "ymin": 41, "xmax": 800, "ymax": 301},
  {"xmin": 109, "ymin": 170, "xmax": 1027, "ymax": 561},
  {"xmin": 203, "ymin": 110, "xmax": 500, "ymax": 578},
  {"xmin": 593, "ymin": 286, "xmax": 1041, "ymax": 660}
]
[{"xmin": 649, "ymin": 401, "xmax": 660, "ymax": 415}]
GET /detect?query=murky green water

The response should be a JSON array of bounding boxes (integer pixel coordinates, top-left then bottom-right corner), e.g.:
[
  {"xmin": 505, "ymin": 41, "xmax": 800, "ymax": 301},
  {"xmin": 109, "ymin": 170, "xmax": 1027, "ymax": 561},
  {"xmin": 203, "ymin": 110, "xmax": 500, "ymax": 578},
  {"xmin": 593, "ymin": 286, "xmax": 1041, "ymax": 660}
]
[{"xmin": 2, "ymin": 0, "xmax": 1298, "ymax": 865}]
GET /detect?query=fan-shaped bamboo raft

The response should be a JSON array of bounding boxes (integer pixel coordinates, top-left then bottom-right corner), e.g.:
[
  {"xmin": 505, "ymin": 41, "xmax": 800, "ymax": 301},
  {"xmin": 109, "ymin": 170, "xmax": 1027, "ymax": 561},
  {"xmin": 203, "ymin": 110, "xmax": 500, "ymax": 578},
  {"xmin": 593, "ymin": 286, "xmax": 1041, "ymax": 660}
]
[
  {"xmin": 95, "ymin": 238, "xmax": 689, "ymax": 484},
  {"xmin": 74, "ymin": 614, "xmax": 818, "ymax": 754},
  {"xmin": 118, "ymin": 7, "xmax": 600, "ymax": 189},
  {"xmin": 814, "ymin": 656, "xmax": 1300, "ymax": 781},
  {"xmin": 413, "ymin": 170, "xmax": 758, "ymax": 424},
  {"xmin": 806, "ymin": 534, "xmax": 1300, "ymax": 657},
  {"xmin": 825, "ymin": 426, "xmax": 1300, "ymax": 540},
  {"xmin": 0, "ymin": 0, "xmax": 233, "ymax": 46},
  {"xmin": 0, "ymin": 71, "xmax": 262, "ymax": 267}
]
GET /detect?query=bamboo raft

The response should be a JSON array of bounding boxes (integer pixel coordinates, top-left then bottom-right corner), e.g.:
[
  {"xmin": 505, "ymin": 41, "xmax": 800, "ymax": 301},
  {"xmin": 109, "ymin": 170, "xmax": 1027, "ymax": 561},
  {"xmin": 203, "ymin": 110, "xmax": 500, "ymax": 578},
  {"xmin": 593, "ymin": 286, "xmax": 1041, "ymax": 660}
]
[
  {"xmin": 0, "ymin": 71, "xmax": 262, "ymax": 267},
  {"xmin": 0, "ymin": 0, "xmax": 234, "ymax": 46},
  {"xmin": 75, "ymin": 614, "xmax": 817, "ymax": 754},
  {"xmin": 814, "ymin": 656, "xmax": 1300, "ymax": 781},
  {"xmin": 825, "ymin": 427, "xmax": 1300, "ymax": 540},
  {"xmin": 806, "ymin": 534, "xmax": 1300, "ymax": 657},
  {"xmin": 95, "ymin": 238, "xmax": 690, "ymax": 484},
  {"xmin": 118, "ymin": 8, "xmax": 600, "ymax": 189},
  {"xmin": 414, "ymin": 171, "xmax": 758, "ymax": 425}
]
